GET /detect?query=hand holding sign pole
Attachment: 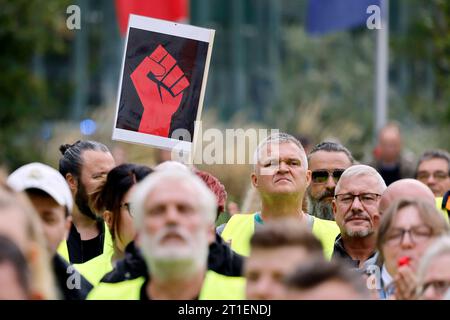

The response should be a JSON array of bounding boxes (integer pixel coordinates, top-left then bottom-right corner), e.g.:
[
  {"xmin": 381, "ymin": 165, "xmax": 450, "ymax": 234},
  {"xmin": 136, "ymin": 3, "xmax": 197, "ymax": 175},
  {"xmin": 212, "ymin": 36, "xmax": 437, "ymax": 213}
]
[{"xmin": 131, "ymin": 44, "xmax": 190, "ymax": 137}]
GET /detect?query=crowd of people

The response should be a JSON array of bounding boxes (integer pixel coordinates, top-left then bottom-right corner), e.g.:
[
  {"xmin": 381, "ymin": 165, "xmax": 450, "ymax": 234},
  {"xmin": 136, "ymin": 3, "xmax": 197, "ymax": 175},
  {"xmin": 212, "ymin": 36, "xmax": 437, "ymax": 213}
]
[{"xmin": 0, "ymin": 123, "xmax": 449, "ymax": 300}]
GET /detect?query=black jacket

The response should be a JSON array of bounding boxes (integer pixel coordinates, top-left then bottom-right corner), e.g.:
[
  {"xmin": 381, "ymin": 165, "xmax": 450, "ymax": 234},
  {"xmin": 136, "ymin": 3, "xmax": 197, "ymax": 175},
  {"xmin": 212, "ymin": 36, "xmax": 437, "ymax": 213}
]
[{"xmin": 52, "ymin": 254, "xmax": 93, "ymax": 300}]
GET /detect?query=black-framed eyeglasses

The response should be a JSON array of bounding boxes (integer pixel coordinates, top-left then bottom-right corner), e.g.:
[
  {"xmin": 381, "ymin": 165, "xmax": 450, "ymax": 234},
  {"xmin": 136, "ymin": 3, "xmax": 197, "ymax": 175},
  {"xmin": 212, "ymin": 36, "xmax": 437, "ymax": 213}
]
[
  {"xmin": 334, "ymin": 193, "xmax": 381, "ymax": 207},
  {"xmin": 385, "ymin": 226, "xmax": 433, "ymax": 246},
  {"xmin": 311, "ymin": 169, "xmax": 345, "ymax": 184},
  {"xmin": 120, "ymin": 202, "xmax": 132, "ymax": 217}
]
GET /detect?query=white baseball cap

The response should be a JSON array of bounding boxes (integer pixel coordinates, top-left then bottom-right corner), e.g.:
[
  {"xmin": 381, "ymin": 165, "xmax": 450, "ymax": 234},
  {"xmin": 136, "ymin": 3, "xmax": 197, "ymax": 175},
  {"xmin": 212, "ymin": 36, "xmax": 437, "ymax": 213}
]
[{"xmin": 7, "ymin": 162, "xmax": 73, "ymax": 214}]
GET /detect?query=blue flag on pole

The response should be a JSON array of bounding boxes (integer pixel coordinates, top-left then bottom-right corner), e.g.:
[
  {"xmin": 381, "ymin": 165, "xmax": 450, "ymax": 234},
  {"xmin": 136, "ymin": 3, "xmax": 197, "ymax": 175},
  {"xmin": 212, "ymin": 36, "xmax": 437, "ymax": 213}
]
[{"xmin": 306, "ymin": 0, "xmax": 381, "ymax": 36}]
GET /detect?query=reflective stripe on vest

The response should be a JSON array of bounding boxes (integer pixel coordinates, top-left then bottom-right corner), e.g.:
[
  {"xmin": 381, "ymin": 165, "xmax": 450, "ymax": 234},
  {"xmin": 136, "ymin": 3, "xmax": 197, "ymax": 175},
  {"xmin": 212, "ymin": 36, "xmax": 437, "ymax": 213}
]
[
  {"xmin": 221, "ymin": 213, "xmax": 339, "ymax": 259},
  {"xmin": 87, "ymin": 270, "xmax": 246, "ymax": 300},
  {"xmin": 436, "ymin": 197, "xmax": 449, "ymax": 224},
  {"xmin": 57, "ymin": 222, "xmax": 114, "ymax": 286}
]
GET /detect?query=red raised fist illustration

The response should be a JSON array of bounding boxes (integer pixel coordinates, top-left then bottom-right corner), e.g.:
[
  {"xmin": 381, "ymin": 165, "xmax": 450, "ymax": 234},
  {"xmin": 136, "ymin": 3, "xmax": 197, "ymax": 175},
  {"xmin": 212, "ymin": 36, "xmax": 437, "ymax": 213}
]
[{"xmin": 131, "ymin": 44, "xmax": 190, "ymax": 137}]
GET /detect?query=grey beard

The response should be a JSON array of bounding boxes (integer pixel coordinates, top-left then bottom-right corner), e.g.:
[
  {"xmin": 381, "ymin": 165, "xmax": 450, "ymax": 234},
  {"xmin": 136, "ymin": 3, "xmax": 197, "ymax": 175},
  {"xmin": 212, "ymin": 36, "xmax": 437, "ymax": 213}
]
[
  {"xmin": 141, "ymin": 231, "xmax": 210, "ymax": 282},
  {"xmin": 307, "ymin": 196, "xmax": 335, "ymax": 221}
]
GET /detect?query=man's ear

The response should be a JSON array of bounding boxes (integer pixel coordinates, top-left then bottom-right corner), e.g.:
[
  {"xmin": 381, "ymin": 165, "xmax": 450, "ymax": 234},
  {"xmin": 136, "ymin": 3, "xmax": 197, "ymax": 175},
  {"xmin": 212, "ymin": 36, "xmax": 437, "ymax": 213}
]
[
  {"xmin": 305, "ymin": 169, "xmax": 312, "ymax": 188},
  {"xmin": 66, "ymin": 173, "xmax": 78, "ymax": 193},
  {"xmin": 251, "ymin": 172, "xmax": 258, "ymax": 188},
  {"xmin": 332, "ymin": 199, "xmax": 337, "ymax": 218},
  {"xmin": 103, "ymin": 211, "xmax": 113, "ymax": 230},
  {"xmin": 64, "ymin": 216, "xmax": 72, "ymax": 240}
]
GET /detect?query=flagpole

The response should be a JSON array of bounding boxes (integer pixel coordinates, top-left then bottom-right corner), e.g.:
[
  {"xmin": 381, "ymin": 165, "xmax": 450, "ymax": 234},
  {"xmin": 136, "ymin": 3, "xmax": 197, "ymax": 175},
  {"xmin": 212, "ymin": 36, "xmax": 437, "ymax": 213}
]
[{"xmin": 374, "ymin": 0, "xmax": 389, "ymax": 137}]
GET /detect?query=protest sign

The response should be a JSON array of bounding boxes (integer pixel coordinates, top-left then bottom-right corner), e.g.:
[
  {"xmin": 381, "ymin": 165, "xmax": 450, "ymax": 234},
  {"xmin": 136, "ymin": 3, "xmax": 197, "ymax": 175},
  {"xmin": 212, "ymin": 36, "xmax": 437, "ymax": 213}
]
[{"xmin": 113, "ymin": 14, "xmax": 215, "ymax": 154}]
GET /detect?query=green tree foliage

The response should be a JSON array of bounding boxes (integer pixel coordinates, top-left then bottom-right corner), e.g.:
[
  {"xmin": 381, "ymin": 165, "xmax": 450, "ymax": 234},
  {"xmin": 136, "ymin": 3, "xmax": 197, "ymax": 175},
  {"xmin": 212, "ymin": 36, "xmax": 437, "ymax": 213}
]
[
  {"xmin": 0, "ymin": 0, "xmax": 71, "ymax": 169},
  {"xmin": 271, "ymin": 0, "xmax": 450, "ymax": 159},
  {"xmin": 388, "ymin": 0, "xmax": 450, "ymax": 153},
  {"xmin": 268, "ymin": 26, "xmax": 375, "ymax": 160},
  {"xmin": 1, "ymin": 0, "xmax": 448, "ymax": 173},
  {"xmin": 397, "ymin": 0, "xmax": 450, "ymax": 124}
]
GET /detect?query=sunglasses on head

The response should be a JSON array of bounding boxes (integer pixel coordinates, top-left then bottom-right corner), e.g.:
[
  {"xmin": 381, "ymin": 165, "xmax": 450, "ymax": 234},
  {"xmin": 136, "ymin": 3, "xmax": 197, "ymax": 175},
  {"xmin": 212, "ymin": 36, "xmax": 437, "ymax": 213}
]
[{"xmin": 311, "ymin": 169, "xmax": 345, "ymax": 184}]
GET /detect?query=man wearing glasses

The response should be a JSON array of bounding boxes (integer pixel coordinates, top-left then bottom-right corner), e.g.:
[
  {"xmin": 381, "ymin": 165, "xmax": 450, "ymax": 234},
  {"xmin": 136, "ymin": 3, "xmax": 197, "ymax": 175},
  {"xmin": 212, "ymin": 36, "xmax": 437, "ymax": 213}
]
[
  {"xmin": 415, "ymin": 149, "xmax": 450, "ymax": 214},
  {"xmin": 331, "ymin": 165, "xmax": 387, "ymax": 270},
  {"xmin": 306, "ymin": 141, "xmax": 355, "ymax": 221}
]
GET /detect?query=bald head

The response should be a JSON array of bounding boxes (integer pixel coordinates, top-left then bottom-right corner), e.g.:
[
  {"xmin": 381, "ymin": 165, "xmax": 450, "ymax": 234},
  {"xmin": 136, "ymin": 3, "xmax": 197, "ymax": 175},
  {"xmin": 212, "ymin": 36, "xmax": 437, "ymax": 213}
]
[
  {"xmin": 379, "ymin": 123, "xmax": 401, "ymax": 139},
  {"xmin": 379, "ymin": 179, "xmax": 435, "ymax": 214},
  {"xmin": 154, "ymin": 161, "xmax": 189, "ymax": 172},
  {"xmin": 378, "ymin": 124, "xmax": 402, "ymax": 164}
]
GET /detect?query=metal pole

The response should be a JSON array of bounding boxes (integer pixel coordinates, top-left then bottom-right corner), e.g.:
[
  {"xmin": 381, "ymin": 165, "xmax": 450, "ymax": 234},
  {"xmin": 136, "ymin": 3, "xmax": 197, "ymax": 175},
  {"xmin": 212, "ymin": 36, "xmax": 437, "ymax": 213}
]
[
  {"xmin": 374, "ymin": 0, "xmax": 389, "ymax": 136},
  {"xmin": 230, "ymin": 0, "xmax": 245, "ymax": 119},
  {"xmin": 72, "ymin": 0, "xmax": 88, "ymax": 120}
]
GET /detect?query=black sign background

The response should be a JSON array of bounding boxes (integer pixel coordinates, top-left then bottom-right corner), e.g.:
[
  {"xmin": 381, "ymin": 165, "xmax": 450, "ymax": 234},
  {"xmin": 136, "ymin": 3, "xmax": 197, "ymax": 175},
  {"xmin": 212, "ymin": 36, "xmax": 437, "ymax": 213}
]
[{"xmin": 116, "ymin": 27, "xmax": 209, "ymax": 141}]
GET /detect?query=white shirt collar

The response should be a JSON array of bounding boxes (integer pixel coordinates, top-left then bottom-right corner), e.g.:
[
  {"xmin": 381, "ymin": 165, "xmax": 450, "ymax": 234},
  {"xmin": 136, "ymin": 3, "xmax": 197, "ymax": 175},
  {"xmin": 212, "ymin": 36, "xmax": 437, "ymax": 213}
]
[{"xmin": 381, "ymin": 263, "xmax": 393, "ymax": 288}]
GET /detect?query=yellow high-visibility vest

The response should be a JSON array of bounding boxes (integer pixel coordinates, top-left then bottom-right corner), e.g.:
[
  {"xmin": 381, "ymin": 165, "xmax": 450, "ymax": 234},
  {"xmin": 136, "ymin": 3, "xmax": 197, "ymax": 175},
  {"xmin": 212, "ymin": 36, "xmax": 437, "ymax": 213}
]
[
  {"xmin": 436, "ymin": 197, "xmax": 449, "ymax": 223},
  {"xmin": 57, "ymin": 222, "xmax": 114, "ymax": 286},
  {"xmin": 221, "ymin": 213, "xmax": 339, "ymax": 259},
  {"xmin": 87, "ymin": 270, "xmax": 246, "ymax": 300}
]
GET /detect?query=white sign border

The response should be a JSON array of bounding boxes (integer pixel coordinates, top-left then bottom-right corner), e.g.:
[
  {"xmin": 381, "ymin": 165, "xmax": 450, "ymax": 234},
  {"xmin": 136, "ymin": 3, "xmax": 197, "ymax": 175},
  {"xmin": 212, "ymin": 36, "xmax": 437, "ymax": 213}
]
[{"xmin": 112, "ymin": 14, "xmax": 215, "ymax": 159}]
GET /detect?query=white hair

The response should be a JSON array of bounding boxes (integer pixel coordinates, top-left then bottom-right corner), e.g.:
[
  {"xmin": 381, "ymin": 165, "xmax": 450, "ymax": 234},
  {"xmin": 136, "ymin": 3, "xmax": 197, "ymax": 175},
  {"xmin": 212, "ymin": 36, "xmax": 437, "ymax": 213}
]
[
  {"xmin": 130, "ymin": 168, "xmax": 217, "ymax": 230},
  {"xmin": 417, "ymin": 236, "xmax": 450, "ymax": 294},
  {"xmin": 154, "ymin": 160, "xmax": 190, "ymax": 172},
  {"xmin": 335, "ymin": 164, "xmax": 387, "ymax": 195},
  {"xmin": 252, "ymin": 132, "xmax": 308, "ymax": 170}
]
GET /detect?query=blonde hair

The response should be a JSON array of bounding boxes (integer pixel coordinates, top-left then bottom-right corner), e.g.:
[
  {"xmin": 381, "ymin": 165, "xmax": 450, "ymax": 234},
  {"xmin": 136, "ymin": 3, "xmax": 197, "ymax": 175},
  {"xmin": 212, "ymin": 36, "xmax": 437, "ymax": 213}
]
[
  {"xmin": 377, "ymin": 198, "xmax": 449, "ymax": 259},
  {"xmin": 417, "ymin": 236, "xmax": 450, "ymax": 296},
  {"xmin": 0, "ymin": 186, "xmax": 58, "ymax": 299}
]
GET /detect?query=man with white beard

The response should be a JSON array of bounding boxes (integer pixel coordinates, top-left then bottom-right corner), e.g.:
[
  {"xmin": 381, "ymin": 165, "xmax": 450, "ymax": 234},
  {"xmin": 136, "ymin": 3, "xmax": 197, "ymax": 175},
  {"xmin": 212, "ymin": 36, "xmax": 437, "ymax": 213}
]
[
  {"xmin": 331, "ymin": 165, "xmax": 387, "ymax": 271},
  {"xmin": 87, "ymin": 169, "xmax": 245, "ymax": 300}
]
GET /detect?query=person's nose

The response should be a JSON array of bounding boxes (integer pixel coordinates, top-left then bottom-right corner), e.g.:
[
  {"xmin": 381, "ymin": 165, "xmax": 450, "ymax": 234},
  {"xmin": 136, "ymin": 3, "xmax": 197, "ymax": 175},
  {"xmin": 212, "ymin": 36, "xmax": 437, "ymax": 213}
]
[
  {"xmin": 426, "ymin": 174, "xmax": 436, "ymax": 185},
  {"xmin": 165, "ymin": 205, "xmax": 180, "ymax": 225},
  {"xmin": 277, "ymin": 161, "xmax": 289, "ymax": 173},
  {"xmin": 325, "ymin": 174, "xmax": 336, "ymax": 189},
  {"xmin": 253, "ymin": 276, "xmax": 273, "ymax": 300},
  {"xmin": 350, "ymin": 196, "xmax": 364, "ymax": 212},
  {"xmin": 400, "ymin": 231, "xmax": 414, "ymax": 249}
]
